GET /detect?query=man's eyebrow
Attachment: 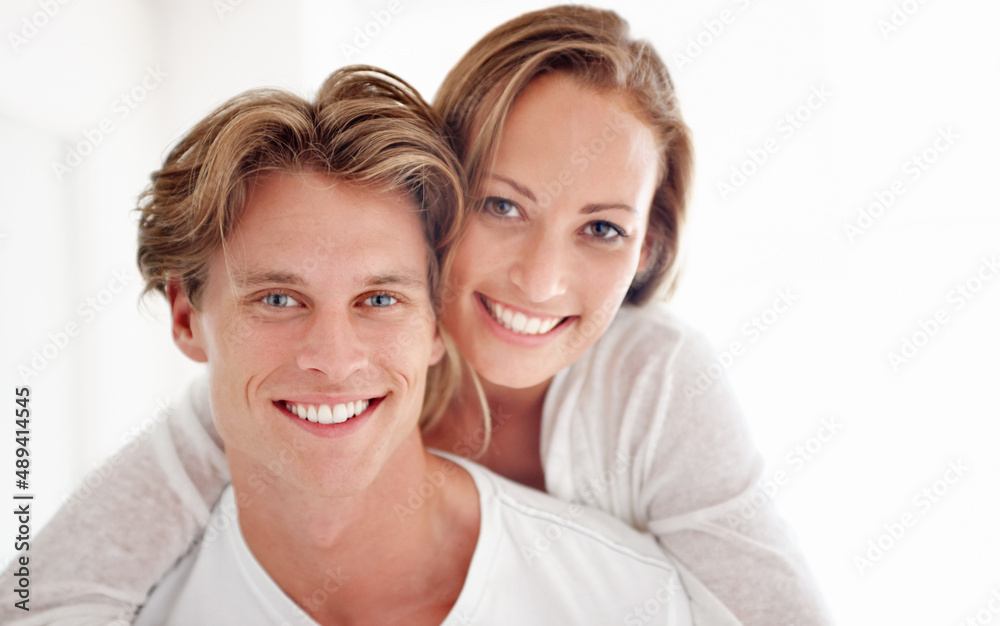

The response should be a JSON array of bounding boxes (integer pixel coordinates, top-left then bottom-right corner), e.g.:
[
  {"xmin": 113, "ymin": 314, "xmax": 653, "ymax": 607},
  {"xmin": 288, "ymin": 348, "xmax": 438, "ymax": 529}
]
[
  {"xmin": 490, "ymin": 174, "xmax": 537, "ymax": 203},
  {"xmin": 234, "ymin": 270, "xmax": 307, "ymax": 287},
  {"xmin": 235, "ymin": 270, "xmax": 426, "ymax": 289},
  {"xmin": 363, "ymin": 272, "xmax": 427, "ymax": 289}
]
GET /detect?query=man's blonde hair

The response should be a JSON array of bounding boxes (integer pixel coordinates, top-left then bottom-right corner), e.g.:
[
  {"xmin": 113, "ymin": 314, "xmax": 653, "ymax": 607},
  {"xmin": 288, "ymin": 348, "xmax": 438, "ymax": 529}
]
[{"xmin": 136, "ymin": 65, "xmax": 466, "ymax": 430}]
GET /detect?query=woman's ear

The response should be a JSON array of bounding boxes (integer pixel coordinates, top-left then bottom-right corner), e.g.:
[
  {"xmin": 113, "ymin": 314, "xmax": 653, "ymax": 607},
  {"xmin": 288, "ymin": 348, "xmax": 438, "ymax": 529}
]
[
  {"xmin": 429, "ymin": 323, "xmax": 447, "ymax": 367},
  {"xmin": 638, "ymin": 231, "xmax": 653, "ymax": 274},
  {"xmin": 168, "ymin": 279, "xmax": 208, "ymax": 363}
]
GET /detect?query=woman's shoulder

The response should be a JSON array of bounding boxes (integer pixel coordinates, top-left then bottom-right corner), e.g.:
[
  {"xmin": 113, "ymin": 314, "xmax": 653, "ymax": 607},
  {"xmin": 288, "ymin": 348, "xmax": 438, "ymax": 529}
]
[
  {"xmin": 545, "ymin": 302, "xmax": 745, "ymax": 442},
  {"xmin": 578, "ymin": 303, "xmax": 718, "ymax": 378},
  {"xmin": 545, "ymin": 303, "xmax": 728, "ymax": 439},
  {"xmin": 541, "ymin": 302, "xmax": 758, "ymax": 528}
]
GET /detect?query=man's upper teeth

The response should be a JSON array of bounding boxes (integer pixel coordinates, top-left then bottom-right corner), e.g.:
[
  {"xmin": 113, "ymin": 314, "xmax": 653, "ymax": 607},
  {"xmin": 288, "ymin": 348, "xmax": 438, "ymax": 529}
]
[
  {"xmin": 490, "ymin": 300, "xmax": 559, "ymax": 335},
  {"xmin": 285, "ymin": 400, "xmax": 369, "ymax": 424}
]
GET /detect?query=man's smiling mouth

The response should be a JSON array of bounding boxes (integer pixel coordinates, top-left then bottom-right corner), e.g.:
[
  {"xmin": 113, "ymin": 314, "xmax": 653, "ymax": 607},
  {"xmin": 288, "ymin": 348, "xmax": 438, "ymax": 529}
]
[{"xmin": 279, "ymin": 398, "xmax": 380, "ymax": 425}]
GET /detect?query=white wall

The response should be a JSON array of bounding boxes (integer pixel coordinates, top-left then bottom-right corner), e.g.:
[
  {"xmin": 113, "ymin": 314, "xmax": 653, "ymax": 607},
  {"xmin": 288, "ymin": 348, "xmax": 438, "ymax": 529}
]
[{"xmin": 1, "ymin": 0, "xmax": 998, "ymax": 623}]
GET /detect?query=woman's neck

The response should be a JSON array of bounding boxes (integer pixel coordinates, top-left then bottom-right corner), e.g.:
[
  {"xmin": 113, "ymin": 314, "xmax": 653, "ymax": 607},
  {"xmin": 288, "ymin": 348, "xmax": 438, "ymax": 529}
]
[
  {"xmin": 478, "ymin": 374, "xmax": 550, "ymax": 431},
  {"xmin": 426, "ymin": 372, "xmax": 553, "ymax": 491}
]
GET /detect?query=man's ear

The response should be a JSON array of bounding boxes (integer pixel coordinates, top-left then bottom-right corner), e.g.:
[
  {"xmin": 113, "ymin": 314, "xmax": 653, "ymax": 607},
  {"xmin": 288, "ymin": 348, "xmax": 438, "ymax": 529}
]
[{"xmin": 167, "ymin": 279, "xmax": 208, "ymax": 363}]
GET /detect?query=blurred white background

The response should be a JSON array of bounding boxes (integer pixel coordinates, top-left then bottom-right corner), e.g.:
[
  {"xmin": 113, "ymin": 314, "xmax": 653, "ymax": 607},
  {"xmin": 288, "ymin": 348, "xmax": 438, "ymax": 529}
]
[{"xmin": 1, "ymin": 0, "xmax": 998, "ymax": 623}]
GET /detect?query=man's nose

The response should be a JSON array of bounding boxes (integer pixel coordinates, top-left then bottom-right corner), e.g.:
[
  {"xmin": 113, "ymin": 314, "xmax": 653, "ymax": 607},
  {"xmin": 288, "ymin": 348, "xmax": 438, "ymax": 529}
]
[{"xmin": 295, "ymin": 311, "xmax": 369, "ymax": 381}]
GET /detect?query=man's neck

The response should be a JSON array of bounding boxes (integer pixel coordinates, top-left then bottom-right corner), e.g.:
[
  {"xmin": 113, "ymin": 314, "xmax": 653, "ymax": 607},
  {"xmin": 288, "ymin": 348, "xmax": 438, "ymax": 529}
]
[{"xmin": 228, "ymin": 433, "xmax": 480, "ymax": 625}]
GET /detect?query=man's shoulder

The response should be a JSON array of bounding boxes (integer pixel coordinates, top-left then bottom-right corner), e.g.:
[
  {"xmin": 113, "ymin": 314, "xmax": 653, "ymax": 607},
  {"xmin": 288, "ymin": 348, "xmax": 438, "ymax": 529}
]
[
  {"xmin": 136, "ymin": 486, "xmax": 312, "ymax": 626},
  {"xmin": 439, "ymin": 453, "xmax": 692, "ymax": 624},
  {"xmin": 442, "ymin": 452, "xmax": 672, "ymax": 569}
]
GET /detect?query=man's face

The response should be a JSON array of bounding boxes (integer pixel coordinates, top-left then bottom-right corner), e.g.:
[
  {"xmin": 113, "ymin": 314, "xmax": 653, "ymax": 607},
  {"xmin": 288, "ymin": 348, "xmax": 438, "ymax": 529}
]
[{"xmin": 175, "ymin": 171, "xmax": 444, "ymax": 497}]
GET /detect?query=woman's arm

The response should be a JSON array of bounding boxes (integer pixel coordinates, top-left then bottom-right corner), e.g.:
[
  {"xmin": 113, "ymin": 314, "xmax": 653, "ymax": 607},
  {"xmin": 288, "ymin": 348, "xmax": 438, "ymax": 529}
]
[
  {"xmin": 642, "ymin": 348, "xmax": 832, "ymax": 625},
  {"xmin": 0, "ymin": 376, "xmax": 228, "ymax": 625}
]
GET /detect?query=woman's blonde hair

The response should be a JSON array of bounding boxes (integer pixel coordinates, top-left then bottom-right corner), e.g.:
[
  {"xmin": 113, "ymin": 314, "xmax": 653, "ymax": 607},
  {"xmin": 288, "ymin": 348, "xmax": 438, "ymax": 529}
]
[
  {"xmin": 435, "ymin": 5, "xmax": 693, "ymax": 303},
  {"xmin": 135, "ymin": 65, "xmax": 466, "ymax": 430}
]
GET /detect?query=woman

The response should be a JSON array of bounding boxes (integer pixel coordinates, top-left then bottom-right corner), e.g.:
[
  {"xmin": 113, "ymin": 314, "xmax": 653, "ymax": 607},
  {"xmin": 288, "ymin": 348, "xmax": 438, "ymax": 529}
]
[
  {"xmin": 9, "ymin": 6, "xmax": 829, "ymax": 624},
  {"xmin": 435, "ymin": 9, "xmax": 828, "ymax": 622}
]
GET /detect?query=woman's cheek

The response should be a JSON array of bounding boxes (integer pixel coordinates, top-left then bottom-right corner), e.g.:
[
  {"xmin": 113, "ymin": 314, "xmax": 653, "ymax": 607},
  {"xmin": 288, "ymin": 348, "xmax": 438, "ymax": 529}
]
[
  {"xmin": 461, "ymin": 224, "xmax": 506, "ymax": 280},
  {"xmin": 587, "ymin": 249, "xmax": 638, "ymax": 302}
]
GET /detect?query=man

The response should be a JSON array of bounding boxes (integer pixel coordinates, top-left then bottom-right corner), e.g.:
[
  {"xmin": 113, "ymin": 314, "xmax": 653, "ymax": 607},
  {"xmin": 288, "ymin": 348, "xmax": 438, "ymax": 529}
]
[{"xmin": 5, "ymin": 67, "xmax": 692, "ymax": 625}]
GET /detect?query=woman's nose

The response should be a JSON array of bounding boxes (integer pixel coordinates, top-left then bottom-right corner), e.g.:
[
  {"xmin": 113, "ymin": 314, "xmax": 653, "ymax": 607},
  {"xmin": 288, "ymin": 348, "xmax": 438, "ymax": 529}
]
[{"xmin": 508, "ymin": 226, "xmax": 569, "ymax": 303}]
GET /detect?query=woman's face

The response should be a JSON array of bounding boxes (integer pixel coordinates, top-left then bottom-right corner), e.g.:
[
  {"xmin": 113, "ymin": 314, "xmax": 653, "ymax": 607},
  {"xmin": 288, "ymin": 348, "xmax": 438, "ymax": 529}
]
[{"xmin": 442, "ymin": 72, "xmax": 661, "ymax": 389}]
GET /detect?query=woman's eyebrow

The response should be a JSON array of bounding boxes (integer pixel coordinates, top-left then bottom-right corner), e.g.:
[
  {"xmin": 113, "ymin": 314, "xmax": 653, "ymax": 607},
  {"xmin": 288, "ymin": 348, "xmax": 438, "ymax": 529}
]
[
  {"xmin": 491, "ymin": 174, "xmax": 536, "ymax": 203},
  {"xmin": 580, "ymin": 203, "xmax": 636, "ymax": 215},
  {"xmin": 492, "ymin": 173, "xmax": 635, "ymax": 215}
]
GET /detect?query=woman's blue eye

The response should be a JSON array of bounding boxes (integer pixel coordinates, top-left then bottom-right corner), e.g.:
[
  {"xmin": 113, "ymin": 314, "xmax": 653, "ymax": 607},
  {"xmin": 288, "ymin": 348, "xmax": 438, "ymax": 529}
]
[
  {"xmin": 485, "ymin": 197, "xmax": 520, "ymax": 218},
  {"xmin": 366, "ymin": 294, "xmax": 397, "ymax": 307},
  {"xmin": 262, "ymin": 293, "xmax": 299, "ymax": 307},
  {"xmin": 584, "ymin": 221, "xmax": 624, "ymax": 239}
]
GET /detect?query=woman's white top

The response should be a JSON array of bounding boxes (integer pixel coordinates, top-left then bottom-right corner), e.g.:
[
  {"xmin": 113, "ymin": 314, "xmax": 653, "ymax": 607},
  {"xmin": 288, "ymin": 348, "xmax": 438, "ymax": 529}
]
[
  {"xmin": 0, "ymin": 305, "xmax": 830, "ymax": 625},
  {"xmin": 133, "ymin": 453, "xmax": 692, "ymax": 626}
]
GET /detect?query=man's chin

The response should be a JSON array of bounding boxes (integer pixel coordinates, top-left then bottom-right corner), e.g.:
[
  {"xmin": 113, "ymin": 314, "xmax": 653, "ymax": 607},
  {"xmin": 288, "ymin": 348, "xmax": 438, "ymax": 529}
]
[{"xmin": 283, "ymin": 462, "xmax": 384, "ymax": 500}]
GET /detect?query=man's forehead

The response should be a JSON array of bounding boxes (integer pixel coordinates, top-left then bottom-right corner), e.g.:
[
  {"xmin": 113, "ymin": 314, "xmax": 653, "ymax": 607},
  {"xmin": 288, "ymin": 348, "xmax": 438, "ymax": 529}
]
[{"xmin": 218, "ymin": 171, "xmax": 433, "ymax": 292}]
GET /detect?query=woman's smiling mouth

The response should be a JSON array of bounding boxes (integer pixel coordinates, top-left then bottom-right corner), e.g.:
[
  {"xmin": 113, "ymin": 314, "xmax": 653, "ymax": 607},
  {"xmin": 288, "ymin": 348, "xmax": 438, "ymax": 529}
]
[{"xmin": 478, "ymin": 293, "xmax": 570, "ymax": 336}]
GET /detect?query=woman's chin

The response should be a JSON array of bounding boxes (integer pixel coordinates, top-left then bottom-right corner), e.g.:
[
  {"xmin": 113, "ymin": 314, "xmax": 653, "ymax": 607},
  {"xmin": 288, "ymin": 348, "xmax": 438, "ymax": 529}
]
[
  {"xmin": 446, "ymin": 309, "xmax": 597, "ymax": 391},
  {"xmin": 468, "ymin": 352, "xmax": 564, "ymax": 391}
]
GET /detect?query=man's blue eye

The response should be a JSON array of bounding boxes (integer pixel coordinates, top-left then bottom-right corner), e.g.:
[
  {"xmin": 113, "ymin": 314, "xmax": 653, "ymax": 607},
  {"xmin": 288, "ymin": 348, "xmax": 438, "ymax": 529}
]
[
  {"xmin": 367, "ymin": 294, "xmax": 397, "ymax": 307},
  {"xmin": 263, "ymin": 293, "xmax": 298, "ymax": 307}
]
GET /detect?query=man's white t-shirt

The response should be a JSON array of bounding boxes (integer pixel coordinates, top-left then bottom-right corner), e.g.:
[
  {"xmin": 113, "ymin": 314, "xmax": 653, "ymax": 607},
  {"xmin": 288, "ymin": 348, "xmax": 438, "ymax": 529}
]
[{"xmin": 136, "ymin": 453, "xmax": 692, "ymax": 625}]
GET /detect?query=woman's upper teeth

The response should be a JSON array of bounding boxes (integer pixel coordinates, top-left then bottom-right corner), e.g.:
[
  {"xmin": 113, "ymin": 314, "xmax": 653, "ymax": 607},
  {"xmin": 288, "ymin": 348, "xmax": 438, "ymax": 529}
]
[
  {"xmin": 490, "ymin": 299, "xmax": 560, "ymax": 335},
  {"xmin": 284, "ymin": 400, "xmax": 369, "ymax": 424}
]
